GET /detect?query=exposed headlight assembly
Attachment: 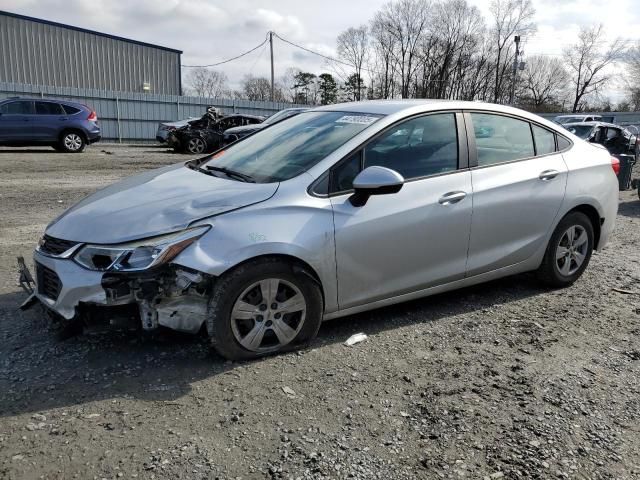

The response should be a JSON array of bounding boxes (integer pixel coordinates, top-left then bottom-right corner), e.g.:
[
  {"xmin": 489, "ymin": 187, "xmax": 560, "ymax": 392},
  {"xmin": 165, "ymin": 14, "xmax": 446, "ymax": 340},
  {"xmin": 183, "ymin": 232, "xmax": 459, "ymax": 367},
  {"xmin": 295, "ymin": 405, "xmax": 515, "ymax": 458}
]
[{"xmin": 74, "ymin": 226, "xmax": 209, "ymax": 272}]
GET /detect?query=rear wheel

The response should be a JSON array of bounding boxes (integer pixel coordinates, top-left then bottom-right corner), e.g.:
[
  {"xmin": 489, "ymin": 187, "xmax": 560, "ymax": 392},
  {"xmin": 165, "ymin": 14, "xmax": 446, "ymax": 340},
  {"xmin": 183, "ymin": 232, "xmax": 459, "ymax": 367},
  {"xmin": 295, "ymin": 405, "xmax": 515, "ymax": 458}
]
[
  {"xmin": 58, "ymin": 131, "xmax": 86, "ymax": 153},
  {"xmin": 208, "ymin": 258, "xmax": 323, "ymax": 360},
  {"xmin": 536, "ymin": 212, "xmax": 594, "ymax": 288}
]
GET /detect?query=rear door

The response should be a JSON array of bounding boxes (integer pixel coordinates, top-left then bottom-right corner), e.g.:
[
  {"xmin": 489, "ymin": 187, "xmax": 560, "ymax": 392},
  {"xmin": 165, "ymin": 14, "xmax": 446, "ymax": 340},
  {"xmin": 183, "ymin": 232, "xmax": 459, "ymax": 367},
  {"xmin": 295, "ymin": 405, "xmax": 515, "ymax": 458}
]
[
  {"xmin": 0, "ymin": 100, "xmax": 34, "ymax": 141},
  {"xmin": 32, "ymin": 101, "xmax": 66, "ymax": 141},
  {"xmin": 465, "ymin": 112, "xmax": 568, "ymax": 276}
]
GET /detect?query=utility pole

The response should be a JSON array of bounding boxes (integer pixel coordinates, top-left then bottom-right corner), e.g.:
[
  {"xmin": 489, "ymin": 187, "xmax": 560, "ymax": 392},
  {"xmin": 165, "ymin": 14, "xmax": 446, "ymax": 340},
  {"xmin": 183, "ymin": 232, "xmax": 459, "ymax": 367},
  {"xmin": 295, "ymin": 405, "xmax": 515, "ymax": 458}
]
[
  {"xmin": 269, "ymin": 31, "xmax": 275, "ymax": 102},
  {"xmin": 510, "ymin": 35, "xmax": 521, "ymax": 105}
]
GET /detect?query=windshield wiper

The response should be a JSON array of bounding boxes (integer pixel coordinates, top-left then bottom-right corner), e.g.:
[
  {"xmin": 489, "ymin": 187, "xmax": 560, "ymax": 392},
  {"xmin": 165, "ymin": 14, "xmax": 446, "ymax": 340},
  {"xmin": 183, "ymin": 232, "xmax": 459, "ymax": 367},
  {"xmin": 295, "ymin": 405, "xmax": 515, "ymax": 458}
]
[{"xmin": 205, "ymin": 165, "xmax": 256, "ymax": 183}]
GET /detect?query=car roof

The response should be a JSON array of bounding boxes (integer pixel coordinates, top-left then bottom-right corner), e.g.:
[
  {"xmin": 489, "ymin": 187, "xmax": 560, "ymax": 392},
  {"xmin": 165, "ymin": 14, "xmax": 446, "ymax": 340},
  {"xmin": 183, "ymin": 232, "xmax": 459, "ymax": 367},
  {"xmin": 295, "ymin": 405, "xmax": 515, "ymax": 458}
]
[
  {"xmin": 555, "ymin": 114, "xmax": 600, "ymax": 118},
  {"xmin": 0, "ymin": 97, "xmax": 86, "ymax": 107},
  {"xmin": 564, "ymin": 121, "xmax": 620, "ymax": 128},
  {"xmin": 310, "ymin": 99, "xmax": 562, "ymax": 128}
]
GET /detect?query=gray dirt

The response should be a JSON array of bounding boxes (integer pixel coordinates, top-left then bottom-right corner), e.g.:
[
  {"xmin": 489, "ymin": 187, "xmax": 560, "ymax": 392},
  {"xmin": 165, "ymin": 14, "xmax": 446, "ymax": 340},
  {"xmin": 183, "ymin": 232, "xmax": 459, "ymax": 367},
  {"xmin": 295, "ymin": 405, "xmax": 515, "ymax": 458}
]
[{"xmin": 1, "ymin": 144, "xmax": 639, "ymax": 479}]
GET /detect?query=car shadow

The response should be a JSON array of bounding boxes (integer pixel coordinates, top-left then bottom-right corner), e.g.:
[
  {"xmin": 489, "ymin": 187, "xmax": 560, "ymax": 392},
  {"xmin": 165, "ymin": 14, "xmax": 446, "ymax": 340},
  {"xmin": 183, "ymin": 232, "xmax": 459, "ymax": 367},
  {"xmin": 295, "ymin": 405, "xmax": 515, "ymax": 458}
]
[
  {"xmin": 619, "ymin": 198, "xmax": 640, "ymax": 218},
  {"xmin": 0, "ymin": 148, "xmax": 57, "ymax": 154},
  {"xmin": 0, "ymin": 273, "xmax": 545, "ymax": 418}
]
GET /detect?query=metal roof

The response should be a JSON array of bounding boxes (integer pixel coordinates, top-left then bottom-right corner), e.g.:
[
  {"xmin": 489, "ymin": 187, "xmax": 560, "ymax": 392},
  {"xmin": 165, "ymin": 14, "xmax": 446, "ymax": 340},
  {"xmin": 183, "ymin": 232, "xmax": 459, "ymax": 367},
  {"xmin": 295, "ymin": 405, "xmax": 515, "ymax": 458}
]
[{"xmin": 0, "ymin": 10, "xmax": 182, "ymax": 54}]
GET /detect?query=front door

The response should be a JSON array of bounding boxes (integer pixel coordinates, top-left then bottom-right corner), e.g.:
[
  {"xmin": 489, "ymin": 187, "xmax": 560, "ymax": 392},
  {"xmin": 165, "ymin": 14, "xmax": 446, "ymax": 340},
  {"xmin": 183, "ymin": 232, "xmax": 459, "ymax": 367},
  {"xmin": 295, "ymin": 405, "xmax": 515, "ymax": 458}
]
[
  {"xmin": 330, "ymin": 112, "xmax": 473, "ymax": 309},
  {"xmin": 465, "ymin": 112, "xmax": 568, "ymax": 276}
]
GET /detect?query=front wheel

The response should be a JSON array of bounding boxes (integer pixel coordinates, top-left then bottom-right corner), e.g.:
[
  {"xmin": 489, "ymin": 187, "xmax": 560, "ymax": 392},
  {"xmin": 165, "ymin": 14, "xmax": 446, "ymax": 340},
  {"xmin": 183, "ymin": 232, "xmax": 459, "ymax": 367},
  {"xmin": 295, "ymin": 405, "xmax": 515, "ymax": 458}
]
[
  {"xmin": 185, "ymin": 136, "xmax": 207, "ymax": 154},
  {"xmin": 208, "ymin": 258, "xmax": 323, "ymax": 360},
  {"xmin": 59, "ymin": 131, "xmax": 86, "ymax": 153},
  {"xmin": 536, "ymin": 212, "xmax": 594, "ymax": 288}
]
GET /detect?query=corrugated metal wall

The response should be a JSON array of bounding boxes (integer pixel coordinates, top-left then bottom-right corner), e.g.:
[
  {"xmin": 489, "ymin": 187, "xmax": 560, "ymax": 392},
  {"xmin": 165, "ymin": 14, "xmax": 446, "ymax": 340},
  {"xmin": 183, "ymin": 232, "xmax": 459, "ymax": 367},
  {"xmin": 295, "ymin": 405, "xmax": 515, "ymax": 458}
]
[
  {"xmin": 0, "ymin": 12, "xmax": 181, "ymax": 95},
  {"xmin": 0, "ymin": 82, "xmax": 308, "ymax": 142}
]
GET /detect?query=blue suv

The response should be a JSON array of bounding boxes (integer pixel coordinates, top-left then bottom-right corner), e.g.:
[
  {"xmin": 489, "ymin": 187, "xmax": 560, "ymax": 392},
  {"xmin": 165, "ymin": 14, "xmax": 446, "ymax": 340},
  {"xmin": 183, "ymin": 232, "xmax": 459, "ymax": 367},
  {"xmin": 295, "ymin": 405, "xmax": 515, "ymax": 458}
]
[{"xmin": 0, "ymin": 98, "xmax": 101, "ymax": 153}]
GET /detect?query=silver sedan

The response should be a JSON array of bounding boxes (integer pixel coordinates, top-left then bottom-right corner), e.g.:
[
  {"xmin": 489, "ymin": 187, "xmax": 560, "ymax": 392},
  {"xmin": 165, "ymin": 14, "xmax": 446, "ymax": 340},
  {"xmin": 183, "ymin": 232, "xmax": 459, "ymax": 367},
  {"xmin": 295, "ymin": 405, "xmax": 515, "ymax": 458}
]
[{"xmin": 26, "ymin": 100, "xmax": 619, "ymax": 360}]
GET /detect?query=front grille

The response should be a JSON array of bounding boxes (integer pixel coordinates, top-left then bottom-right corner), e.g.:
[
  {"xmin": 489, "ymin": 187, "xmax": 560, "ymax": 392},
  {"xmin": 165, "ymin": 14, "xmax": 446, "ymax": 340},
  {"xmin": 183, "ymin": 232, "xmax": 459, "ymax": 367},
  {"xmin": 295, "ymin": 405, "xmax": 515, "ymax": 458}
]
[
  {"xmin": 36, "ymin": 263, "xmax": 62, "ymax": 301},
  {"xmin": 39, "ymin": 235, "xmax": 78, "ymax": 256}
]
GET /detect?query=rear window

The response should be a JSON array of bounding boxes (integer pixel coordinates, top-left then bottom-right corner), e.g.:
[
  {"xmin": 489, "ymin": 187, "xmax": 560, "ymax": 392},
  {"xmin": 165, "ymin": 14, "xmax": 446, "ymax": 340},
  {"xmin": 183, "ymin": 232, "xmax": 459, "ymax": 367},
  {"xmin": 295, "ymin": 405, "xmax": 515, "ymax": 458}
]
[
  {"xmin": 62, "ymin": 105, "xmax": 81, "ymax": 115},
  {"xmin": 471, "ymin": 113, "xmax": 534, "ymax": 166},
  {"xmin": 35, "ymin": 102, "xmax": 65, "ymax": 115},
  {"xmin": 532, "ymin": 125, "xmax": 556, "ymax": 155}
]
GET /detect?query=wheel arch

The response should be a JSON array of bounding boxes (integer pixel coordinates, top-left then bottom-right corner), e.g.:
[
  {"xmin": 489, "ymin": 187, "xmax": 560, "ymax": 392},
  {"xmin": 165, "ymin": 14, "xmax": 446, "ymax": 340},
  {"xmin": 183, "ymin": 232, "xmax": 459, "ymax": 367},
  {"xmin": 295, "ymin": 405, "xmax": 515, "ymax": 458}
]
[
  {"xmin": 565, "ymin": 204, "xmax": 602, "ymax": 250},
  {"xmin": 216, "ymin": 253, "xmax": 326, "ymax": 308}
]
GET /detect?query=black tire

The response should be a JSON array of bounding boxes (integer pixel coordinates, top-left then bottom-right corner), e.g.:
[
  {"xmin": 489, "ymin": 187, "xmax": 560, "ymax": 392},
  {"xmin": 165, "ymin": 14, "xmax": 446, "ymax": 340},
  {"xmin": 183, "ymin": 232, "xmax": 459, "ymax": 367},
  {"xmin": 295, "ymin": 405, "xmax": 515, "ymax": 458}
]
[
  {"xmin": 58, "ymin": 131, "xmax": 86, "ymax": 153},
  {"xmin": 185, "ymin": 135, "xmax": 207, "ymax": 155},
  {"xmin": 536, "ymin": 211, "xmax": 594, "ymax": 288},
  {"xmin": 208, "ymin": 258, "xmax": 323, "ymax": 361}
]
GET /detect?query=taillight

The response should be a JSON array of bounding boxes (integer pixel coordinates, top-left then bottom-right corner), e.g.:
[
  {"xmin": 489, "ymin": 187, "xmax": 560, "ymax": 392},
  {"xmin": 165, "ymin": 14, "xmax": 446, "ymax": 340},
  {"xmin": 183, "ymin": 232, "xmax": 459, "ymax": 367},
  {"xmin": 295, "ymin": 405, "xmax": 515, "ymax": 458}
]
[
  {"xmin": 87, "ymin": 110, "xmax": 97, "ymax": 121},
  {"xmin": 611, "ymin": 156, "xmax": 620, "ymax": 176}
]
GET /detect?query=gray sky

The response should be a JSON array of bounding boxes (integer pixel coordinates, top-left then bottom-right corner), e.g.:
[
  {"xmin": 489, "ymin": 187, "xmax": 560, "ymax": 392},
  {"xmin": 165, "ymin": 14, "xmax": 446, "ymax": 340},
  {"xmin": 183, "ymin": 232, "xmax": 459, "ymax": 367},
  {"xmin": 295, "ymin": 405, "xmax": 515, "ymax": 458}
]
[{"xmin": 2, "ymin": 0, "xmax": 639, "ymax": 100}]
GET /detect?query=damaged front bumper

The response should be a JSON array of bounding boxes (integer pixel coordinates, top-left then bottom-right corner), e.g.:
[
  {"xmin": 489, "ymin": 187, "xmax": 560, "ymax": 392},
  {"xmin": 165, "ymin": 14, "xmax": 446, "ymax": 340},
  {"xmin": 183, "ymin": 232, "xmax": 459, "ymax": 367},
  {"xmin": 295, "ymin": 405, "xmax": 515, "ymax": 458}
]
[{"xmin": 20, "ymin": 250, "xmax": 213, "ymax": 334}]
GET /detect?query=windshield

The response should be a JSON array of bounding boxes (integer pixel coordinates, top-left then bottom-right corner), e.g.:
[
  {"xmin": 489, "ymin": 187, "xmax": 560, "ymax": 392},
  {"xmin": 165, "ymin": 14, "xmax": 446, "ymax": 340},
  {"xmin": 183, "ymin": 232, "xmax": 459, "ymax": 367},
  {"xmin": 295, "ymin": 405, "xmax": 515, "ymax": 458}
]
[
  {"xmin": 264, "ymin": 109, "xmax": 301, "ymax": 125},
  {"xmin": 202, "ymin": 111, "xmax": 382, "ymax": 182},
  {"xmin": 555, "ymin": 116, "xmax": 587, "ymax": 124},
  {"xmin": 565, "ymin": 125, "xmax": 593, "ymax": 139}
]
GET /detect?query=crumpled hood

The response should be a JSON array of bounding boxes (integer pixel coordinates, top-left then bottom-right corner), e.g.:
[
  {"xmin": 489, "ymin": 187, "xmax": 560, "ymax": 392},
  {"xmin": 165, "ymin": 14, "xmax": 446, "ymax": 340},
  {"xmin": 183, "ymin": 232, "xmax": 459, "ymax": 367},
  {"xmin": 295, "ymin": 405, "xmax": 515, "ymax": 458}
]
[{"xmin": 46, "ymin": 163, "xmax": 278, "ymax": 244}]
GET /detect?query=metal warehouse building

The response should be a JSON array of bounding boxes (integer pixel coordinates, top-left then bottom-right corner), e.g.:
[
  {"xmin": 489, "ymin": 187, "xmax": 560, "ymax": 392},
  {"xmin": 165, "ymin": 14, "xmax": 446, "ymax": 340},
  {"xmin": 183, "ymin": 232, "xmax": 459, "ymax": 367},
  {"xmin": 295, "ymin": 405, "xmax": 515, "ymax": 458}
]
[{"xmin": 0, "ymin": 11, "xmax": 182, "ymax": 95}]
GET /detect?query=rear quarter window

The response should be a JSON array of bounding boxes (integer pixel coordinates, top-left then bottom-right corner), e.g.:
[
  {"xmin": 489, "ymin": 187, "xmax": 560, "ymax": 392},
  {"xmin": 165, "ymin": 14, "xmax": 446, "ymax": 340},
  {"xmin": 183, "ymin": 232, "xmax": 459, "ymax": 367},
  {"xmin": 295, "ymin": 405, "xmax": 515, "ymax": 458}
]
[
  {"xmin": 556, "ymin": 135, "xmax": 572, "ymax": 151},
  {"xmin": 62, "ymin": 105, "xmax": 81, "ymax": 115}
]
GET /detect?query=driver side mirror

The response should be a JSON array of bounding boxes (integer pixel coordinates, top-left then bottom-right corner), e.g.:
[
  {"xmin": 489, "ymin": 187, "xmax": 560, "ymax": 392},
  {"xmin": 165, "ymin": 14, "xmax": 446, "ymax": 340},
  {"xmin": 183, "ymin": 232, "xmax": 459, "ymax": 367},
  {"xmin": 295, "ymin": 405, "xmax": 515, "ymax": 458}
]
[{"xmin": 349, "ymin": 166, "xmax": 404, "ymax": 207}]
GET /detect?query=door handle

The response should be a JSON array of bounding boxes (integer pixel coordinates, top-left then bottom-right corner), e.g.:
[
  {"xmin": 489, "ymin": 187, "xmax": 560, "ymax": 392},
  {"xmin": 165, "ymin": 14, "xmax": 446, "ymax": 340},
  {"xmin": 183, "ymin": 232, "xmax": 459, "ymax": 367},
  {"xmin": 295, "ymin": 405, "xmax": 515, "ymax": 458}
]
[
  {"xmin": 438, "ymin": 191, "xmax": 467, "ymax": 205},
  {"xmin": 539, "ymin": 169, "xmax": 559, "ymax": 181}
]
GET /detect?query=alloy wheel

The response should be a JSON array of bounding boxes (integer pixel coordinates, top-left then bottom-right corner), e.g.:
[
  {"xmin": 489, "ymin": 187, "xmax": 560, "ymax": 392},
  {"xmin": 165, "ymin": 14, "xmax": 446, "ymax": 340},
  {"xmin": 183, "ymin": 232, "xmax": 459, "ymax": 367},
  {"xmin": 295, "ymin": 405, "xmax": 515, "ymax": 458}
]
[
  {"xmin": 230, "ymin": 278, "xmax": 306, "ymax": 352},
  {"xmin": 555, "ymin": 225, "xmax": 589, "ymax": 276},
  {"xmin": 64, "ymin": 133, "xmax": 82, "ymax": 151},
  {"xmin": 187, "ymin": 137, "xmax": 205, "ymax": 154}
]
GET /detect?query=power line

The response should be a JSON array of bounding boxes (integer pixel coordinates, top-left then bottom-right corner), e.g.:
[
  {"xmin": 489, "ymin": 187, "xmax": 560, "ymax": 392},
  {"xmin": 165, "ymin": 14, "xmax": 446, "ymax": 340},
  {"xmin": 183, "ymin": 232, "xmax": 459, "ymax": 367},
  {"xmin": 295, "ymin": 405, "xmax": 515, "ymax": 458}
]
[
  {"xmin": 273, "ymin": 32, "xmax": 371, "ymax": 73},
  {"xmin": 182, "ymin": 35, "xmax": 269, "ymax": 68}
]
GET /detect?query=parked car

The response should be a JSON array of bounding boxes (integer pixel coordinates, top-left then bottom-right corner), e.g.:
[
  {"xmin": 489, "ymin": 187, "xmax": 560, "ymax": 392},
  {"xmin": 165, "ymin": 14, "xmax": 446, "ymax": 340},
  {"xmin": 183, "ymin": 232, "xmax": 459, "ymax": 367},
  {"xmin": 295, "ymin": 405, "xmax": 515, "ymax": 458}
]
[
  {"xmin": 222, "ymin": 108, "xmax": 308, "ymax": 145},
  {"xmin": 563, "ymin": 121, "xmax": 638, "ymax": 189},
  {"xmin": 553, "ymin": 114, "xmax": 617, "ymax": 125},
  {"xmin": 0, "ymin": 97, "xmax": 100, "ymax": 152},
  {"xmin": 156, "ymin": 117, "xmax": 198, "ymax": 143},
  {"xmin": 21, "ymin": 100, "xmax": 618, "ymax": 360},
  {"xmin": 563, "ymin": 122, "xmax": 638, "ymax": 157},
  {"xmin": 168, "ymin": 111, "xmax": 264, "ymax": 154}
]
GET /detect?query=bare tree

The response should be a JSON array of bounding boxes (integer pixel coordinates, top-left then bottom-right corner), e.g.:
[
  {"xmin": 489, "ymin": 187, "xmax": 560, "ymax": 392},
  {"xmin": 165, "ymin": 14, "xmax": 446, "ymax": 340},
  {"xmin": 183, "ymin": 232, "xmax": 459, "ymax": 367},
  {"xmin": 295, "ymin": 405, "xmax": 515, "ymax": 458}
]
[
  {"xmin": 241, "ymin": 75, "xmax": 287, "ymax": 101},
  {"xmin": 489, "ymin": 0, "xmax": 536, "ymax": 103},
  {"xmin": 518, "ymin": 55, "xmax": 569, "ymax": 111},
  {"xmin": 624, "ymin": 40, "xmax": 640, "ymax": 110},
  {"xmin": 376, "ymin": 0, "xmax": 431, "ymax": 98},
  {"xmin": 337, "ymin": 25, "xmax": 369, "ymax": 100},
  {"xmin": 564, "ymin": 25, "xmax": 627, "ymax": 112},
  {"xmin": 184, "ymin": 68, "xmax": 229, "ymax": 98}
]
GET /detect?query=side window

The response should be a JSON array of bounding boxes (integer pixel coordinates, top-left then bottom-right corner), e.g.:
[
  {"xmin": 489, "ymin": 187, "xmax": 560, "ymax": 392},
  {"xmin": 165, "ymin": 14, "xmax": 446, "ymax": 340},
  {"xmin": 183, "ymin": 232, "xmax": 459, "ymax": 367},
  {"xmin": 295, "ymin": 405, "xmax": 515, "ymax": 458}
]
[
  {"xmin": 532, "ymin": 125, "xmax": 555, "ymax": 155},
  {"xmin": 1, "ymin": 101, "xmax": 33, "ymax": 114},
  {"xmin": 62, "ymin": 105, "xmax": 80, "ymax": 115},
  {"xmin": 556, "ymin": 135, "xmax": 572, "ymax": 151},
  {"xmin": 364, "ymin": 113, "xmax": 458, "ymax": 180},
  {"xmin": 329, "ymin": 151, "xmax": 361, "ymax": 194},
  {"xmin": 471, "ymin": 113, "xmax": 534, "ymax": 166},
  {"xmin": 35, "ymin": 102, "xmax": 64, "ymax": 115}
]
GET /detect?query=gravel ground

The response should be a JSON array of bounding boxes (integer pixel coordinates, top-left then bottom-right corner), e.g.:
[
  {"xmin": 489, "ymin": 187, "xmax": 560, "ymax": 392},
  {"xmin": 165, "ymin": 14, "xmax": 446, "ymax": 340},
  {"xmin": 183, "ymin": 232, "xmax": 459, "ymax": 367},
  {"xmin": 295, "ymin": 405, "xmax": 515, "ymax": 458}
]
[{"xmin": 1, "ymin": 144, "xmax": 639, "ymax": 480}]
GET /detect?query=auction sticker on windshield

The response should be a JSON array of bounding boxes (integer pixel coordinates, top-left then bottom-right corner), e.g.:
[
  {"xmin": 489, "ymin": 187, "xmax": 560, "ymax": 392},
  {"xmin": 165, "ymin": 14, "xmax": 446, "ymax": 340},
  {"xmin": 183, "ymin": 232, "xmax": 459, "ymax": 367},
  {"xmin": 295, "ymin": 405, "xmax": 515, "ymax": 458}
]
[{"xmin": 335, "ymin": 115, "xmax": 379, "ymax": 125}]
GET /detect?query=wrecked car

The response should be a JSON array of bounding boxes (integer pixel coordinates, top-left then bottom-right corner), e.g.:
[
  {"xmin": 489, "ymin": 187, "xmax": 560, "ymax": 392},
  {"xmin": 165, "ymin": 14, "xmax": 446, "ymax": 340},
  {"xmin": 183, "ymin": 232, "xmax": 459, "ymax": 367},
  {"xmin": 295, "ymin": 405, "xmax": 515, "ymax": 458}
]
[
  {"xmin": 167, "ymin": 108, "xmax": 264, "ymax": 154},
  {"xmin": 222, "ymin": 107, "xmax": 308, "ymax": 146},
  {"xmin": 564, "ymin": 121, "xmax": 639, "ymax": 189},
  {"xmin": 21, "ymin": 101, "xmax": 618, "ymax": 360}
]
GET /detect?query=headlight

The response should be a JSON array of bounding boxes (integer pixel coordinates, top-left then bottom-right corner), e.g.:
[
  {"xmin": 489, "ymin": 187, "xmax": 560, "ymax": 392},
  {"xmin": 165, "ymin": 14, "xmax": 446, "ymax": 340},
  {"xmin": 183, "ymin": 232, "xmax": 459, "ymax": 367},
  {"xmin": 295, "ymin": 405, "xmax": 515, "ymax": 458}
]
[{"xmin": 73, "ymin": 226, "xmax": 209, "ymax": 272}]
